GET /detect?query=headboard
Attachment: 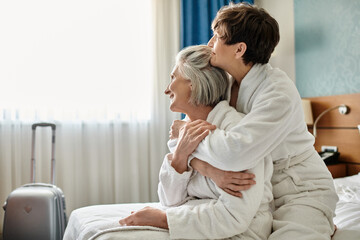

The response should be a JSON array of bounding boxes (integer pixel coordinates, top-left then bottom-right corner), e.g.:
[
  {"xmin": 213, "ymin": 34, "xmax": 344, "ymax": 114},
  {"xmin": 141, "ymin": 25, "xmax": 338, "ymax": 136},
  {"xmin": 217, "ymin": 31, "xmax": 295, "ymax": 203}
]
[{"xmin": 306, "ymin": 93, "xmax": 360, "ymax": 176}]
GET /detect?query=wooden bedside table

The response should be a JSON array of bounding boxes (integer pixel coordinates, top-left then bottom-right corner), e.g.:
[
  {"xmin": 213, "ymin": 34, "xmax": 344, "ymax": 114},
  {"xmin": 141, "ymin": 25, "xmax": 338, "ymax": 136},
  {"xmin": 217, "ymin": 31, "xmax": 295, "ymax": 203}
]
[{"xmin": 327, "ymin": 163, "xmax": 347, "ymax": 178}]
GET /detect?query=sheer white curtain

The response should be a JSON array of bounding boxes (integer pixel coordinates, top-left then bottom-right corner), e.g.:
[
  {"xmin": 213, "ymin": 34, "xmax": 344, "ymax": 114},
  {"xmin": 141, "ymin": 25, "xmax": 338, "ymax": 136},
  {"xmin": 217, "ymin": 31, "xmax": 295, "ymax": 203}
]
[{"xmin": 0, "ymin": 0, "xmax": 180, "ymax": 230}]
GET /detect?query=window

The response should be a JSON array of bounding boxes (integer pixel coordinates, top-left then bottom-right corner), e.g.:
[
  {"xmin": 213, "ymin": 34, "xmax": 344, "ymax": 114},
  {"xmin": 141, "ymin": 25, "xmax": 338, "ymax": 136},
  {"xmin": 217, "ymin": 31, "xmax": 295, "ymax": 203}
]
[{"xmin": 0, "ymin": 0, "xmax": 153, "ymax": 121}]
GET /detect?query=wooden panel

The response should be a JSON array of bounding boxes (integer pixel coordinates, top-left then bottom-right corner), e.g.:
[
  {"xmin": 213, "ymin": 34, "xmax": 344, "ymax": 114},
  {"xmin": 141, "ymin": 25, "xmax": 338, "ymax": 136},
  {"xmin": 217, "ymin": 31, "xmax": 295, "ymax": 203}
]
[
  {"xmin": 347, "ymin": 164, "xmax": 360, "ymax": 176},
  {"xmin": 305, "ymin": 93, "xmax": 360, "ymax": 128},
  {"xmin": 327, "ymin": 164, "xmax": 347, "ymax": 178},
  {"xmin": 307, "ymin": 93, "xmax": 360, "ymax": 177},
  {"xmin": 312, "ymin": 128, "xmax": 360, "ymax": 164}
]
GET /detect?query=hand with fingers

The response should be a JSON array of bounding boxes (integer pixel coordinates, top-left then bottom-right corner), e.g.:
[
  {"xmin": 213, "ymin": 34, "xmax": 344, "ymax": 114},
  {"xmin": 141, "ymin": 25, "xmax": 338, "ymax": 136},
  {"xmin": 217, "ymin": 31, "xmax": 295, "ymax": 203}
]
[
  {"xmin": 169, "ymin": 120, "xmax": 186, "ymax": 139},
  {"xmin": 210, "ymin": 168, "xmax": 255, "ymax": 198},
  {"xmin": 190, "ymin": 158, "xmax": 256, "ymax": 198},
  {"xmin": 119, "ymin": 206, "xmax": 168, "ymax": 229},
  {"xmin": 171, "ymin": 120, "xmax": 216, "ymax": 173}
]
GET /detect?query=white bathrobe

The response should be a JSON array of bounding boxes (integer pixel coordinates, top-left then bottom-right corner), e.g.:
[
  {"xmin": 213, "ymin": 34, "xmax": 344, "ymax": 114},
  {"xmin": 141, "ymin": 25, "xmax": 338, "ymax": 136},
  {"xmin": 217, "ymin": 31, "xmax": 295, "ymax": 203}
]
[
  {"xmin": 158, "ymin": 101, "xmax": 273, "ymax": 240},
  {"xmin": 188, "ymin": 64, "xmax": 338, "ymax": 240}
]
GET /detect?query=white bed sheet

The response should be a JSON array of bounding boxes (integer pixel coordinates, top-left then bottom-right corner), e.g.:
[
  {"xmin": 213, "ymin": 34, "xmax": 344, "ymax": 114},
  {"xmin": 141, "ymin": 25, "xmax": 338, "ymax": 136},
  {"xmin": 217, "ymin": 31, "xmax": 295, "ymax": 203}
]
[
  {"xmin": 332, "ymin": 173, "xmax": 360, "ymax": 240},
  {"xmin": 63, "ymin": 173, "xmax": 360, "ymax": 240},
  {"xmin": 63, "ymin": 202, "xmax": 169, "ymax": 240}
]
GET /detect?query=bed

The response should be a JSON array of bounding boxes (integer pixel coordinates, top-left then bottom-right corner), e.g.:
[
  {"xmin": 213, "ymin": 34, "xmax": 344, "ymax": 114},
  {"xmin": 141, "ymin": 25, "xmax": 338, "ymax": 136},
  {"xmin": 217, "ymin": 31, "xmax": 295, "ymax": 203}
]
[
  {"xmin": 332, "ymin": 173, "xmax": 360, "ymax": 239},
  {"xmin": 63, "ymin": 173, "xmax": 360, "ymax": 240},
  {"xmin": 63, "ymin": 202, "xmax": 168, "ymax": 240},
  {"xmin": 308, "ymin": 93, "xmax": 360, "ymax": 239},
  {"xmin": 64, "ymin": 93, "xmax": 360, "ymax": 240}
]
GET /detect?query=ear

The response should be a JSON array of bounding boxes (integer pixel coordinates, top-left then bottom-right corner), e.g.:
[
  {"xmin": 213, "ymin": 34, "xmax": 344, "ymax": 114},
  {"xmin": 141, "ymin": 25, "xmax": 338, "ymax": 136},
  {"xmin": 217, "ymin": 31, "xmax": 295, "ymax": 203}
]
[{"xmin": 235, "ymin": 42, "xmax": 247, "ymax": 59}]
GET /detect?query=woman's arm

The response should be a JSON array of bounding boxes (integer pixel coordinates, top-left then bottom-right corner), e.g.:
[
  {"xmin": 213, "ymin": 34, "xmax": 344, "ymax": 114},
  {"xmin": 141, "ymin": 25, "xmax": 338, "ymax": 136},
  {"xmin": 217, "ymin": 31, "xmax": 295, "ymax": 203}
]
[
  {"xmin": 170, "ymin": 119, "xmax": 216, "ymax": 172},
  {"xmin": 169, "ymin": 104, "xmax": 257, "ymax": 197},
  {"xmin": 173, "ymin": 92, "xmax": 296, "ymax": 171},
  {"xmin": 191, "ymin": 158, "xmax": 255, "ymax": 197},
  {"xmin": 157, "ymin": 153, "xmax": 193, "ymax": 207},
  {"xmin": 165, "ymin": 158, "xmax": 270, "ymax": 239},
  {"xmin": 168, "ymin": 120, "xmax": 216, "ymax": 174},
  {"xmin": 120, "ymin": 159, "xmax": 268, "ymax": 239}
]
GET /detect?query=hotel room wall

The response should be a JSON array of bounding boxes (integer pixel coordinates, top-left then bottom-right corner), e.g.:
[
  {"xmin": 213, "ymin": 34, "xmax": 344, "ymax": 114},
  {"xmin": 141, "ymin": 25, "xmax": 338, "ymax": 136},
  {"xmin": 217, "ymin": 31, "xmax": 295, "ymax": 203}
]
[
  {"xmin": 257, "ymin": 1, "xmax": 360, "ymax": 177},
  {"xmin": 255, "ymin": 0, "xmax": 296, "ymax": 83},
  {"xmin": 257, "ymin": 0, "xmax": 360, "ymax": 98},
  {"xmin": 294, "ymin": 0, "xmax": 360, "ymax": 97}
]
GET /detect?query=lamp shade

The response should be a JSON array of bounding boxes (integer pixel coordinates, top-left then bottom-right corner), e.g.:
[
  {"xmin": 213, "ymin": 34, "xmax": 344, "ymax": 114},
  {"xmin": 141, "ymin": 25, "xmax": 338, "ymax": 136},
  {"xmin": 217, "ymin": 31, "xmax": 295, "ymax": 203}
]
[{"xmin": 301, "ymin": 99, "xmax": 314, "ymax": 125}]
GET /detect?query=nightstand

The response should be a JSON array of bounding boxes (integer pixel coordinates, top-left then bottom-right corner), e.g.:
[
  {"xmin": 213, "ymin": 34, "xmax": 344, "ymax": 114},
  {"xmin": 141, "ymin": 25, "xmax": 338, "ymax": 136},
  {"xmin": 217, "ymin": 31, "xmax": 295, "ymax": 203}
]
[{"xmin": 327, "ymin": 163, "xmax": 347, "ymax": 178}]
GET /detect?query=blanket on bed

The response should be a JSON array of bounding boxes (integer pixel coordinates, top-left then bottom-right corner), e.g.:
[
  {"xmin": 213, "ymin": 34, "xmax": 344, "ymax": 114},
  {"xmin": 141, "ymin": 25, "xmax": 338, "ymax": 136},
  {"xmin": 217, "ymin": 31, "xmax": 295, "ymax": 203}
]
[
  {"xmin": 64, "ymin": 173, "xmax": 360, "ymax": 240},
  {"xmin": 332, "ymin": 173, "xmax": 360, "ymax": 240},
  {"xmin": 63, "ymin": 202, "xmax": 169, "ymax": 240}
]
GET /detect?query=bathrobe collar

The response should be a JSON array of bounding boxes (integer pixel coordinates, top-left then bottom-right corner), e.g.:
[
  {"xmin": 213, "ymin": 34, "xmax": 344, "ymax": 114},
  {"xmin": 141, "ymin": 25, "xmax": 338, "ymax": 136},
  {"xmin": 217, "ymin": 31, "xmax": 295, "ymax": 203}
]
[
  {"xmin": 206, "ymin": 100, "xmax": 229, "ymax": 127},
  {"xmin": 236, "ymin": 63, "xmax": 271, "ymax": 114}
]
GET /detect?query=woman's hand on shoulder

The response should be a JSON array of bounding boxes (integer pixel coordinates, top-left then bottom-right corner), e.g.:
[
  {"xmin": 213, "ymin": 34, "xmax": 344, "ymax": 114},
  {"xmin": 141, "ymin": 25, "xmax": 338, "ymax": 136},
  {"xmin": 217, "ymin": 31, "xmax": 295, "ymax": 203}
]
[
  {"xmin": 176, "ymin": 119, "xmax": 216, "ymax": 157},
  {"xmin": 171, "ymin": 120, "xmax": 216, "ymax": 173}
]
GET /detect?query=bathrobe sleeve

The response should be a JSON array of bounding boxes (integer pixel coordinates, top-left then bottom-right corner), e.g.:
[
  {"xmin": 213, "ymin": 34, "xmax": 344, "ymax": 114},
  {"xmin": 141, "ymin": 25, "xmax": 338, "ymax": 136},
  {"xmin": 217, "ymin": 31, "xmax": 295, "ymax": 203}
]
[
  {"xmin": 191, "ymin": 80, "xmax": 300, "ymax": 171},
  {"xmin": 158, "ymin": 139, "xmax": 194, "ymax": 207},
  {"xmin": 157, "ymin": 153, "xmax": 194, "ymax": 207},
  {"xmin": 165, "ymin": 101, "xmax": 271, "ymax": 239},
  {"xmin": 166, "ymin": 158, "xmax": 268, "ymax": 239}
]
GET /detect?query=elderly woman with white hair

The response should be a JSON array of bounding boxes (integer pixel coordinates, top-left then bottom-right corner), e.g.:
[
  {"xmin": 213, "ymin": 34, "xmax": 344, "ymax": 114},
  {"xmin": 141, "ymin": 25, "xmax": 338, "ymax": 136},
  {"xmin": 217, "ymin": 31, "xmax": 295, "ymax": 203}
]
[{"xmin": 120, "ymin": 45, "xmax": 274, "ymax": 240}]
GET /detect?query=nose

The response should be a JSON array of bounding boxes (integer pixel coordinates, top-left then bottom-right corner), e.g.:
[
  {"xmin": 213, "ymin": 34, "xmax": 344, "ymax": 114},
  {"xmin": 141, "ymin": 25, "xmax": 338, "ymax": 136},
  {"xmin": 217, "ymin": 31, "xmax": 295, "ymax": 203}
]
[
  {"xmin": 164, "ymin": 85, "xmax": 171, "ymax": 95},
  {"xmin": 207, "ymin": 36, "xmax": 214, "ymax": 48}
]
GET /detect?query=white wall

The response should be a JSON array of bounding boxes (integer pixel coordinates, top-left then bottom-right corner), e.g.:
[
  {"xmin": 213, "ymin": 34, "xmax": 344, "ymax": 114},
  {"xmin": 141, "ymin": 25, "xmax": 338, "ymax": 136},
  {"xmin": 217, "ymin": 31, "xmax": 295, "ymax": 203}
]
[{"xmin": 255, "ymin": 0, "xmax": 296, "ymax": 82}]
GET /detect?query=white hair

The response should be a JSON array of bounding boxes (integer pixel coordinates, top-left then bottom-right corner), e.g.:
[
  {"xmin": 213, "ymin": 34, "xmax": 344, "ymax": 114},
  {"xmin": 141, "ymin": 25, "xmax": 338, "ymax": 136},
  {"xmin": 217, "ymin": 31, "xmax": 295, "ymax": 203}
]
[{"xmin": 175, "ymin": 45, "xmax": 229, "ymax": 106}]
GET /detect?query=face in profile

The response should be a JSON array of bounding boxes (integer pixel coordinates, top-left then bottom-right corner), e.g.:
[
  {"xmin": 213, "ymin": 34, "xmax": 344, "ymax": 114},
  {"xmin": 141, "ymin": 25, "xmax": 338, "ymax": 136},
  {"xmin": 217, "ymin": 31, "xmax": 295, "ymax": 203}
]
[
  {"xmin": 164, "ymin": 67, "xmax": 192, "ymax": 114},
  {"xmin": 207, "ymin": 29, "xmax": 237, "ymax": 71}
]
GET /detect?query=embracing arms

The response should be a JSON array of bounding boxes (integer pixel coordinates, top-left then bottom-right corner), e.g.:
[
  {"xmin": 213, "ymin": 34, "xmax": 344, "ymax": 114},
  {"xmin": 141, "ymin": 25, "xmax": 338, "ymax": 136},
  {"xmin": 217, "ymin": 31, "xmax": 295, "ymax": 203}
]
[
  {"xmin": 121, "ymin": 158, "xmax": 268, "ymax": 239},
  {"xmin": 166, "ymin": 158, "xmax": 268, "ymax": 239},
  {"xmin": 163, "ymin": 118, "xmax": 256, "ymax": 200},
  {"xmin": 190, "ymin": 157, "xmax": 255, "ymax": 197},
  {"xmin": 172, "ymin": 91, "xmax": 296, "ymax": 172}
]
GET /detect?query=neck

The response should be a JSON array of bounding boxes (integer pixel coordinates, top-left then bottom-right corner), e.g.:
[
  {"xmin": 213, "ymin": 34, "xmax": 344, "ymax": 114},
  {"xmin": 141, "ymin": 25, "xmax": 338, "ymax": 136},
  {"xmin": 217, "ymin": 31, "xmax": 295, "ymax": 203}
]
[
  {"xmin": 186, "ymin": 105, "xmax": 213, "ymax": 121},
  {"xmin": 228, "ymin": 61, "xmax": 253, "ymax": 85}
]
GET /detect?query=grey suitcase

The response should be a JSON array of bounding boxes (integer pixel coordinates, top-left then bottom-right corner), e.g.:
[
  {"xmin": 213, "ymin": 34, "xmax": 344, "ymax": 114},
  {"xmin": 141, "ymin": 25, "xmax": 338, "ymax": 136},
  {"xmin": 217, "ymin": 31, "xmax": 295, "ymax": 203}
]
[{"xmin": 3, "ymin": 123, "xmax": 67, "ymax": 240}]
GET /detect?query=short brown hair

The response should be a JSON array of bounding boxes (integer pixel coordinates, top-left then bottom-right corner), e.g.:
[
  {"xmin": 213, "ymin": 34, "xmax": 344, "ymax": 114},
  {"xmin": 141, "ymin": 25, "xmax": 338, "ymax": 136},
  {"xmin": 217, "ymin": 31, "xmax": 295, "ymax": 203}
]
[{"xmin": 212, "ymin": 3, "xmax": 280, "ymax": 65}]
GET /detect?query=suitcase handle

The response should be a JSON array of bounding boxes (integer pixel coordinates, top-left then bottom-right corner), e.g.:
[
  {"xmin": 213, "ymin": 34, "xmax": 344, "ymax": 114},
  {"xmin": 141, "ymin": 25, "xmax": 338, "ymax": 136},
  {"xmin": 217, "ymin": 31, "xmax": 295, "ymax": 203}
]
[
  {"xmin": 32, "ymin": 122, "xmax": 56, "ymax": 130},
  {"xmin": 31, "ymin": 122, "xmax": 56, "ymax": 185}
]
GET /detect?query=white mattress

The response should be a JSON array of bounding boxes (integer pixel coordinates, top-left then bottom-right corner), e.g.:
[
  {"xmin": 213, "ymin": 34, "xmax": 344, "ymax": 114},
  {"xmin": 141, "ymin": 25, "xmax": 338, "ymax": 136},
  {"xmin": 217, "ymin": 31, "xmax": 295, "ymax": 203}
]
[
  {"xmin": 62, "ymin": 202, "xmax": 169, "ymax": 240},
  {"xmin": 63, "ymin": 173, "xmax": 360, "ymax": 240},
  {"xmin": 332, "ymin": 173, "xmax": 360, "ymax": 240}
]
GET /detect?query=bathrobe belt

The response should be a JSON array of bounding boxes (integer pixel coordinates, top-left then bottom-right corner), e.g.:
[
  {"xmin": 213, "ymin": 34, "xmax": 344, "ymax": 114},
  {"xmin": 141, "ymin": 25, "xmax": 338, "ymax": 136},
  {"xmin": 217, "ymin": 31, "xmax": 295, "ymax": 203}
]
[{"xmin": 273, "ymin": 148, "xmax": 315, "ymax": 171}]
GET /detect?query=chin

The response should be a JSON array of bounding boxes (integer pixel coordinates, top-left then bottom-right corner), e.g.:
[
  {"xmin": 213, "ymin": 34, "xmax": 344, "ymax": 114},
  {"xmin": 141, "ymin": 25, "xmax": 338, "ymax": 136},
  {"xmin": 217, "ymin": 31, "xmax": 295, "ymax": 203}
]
[
  {"xmin": 210, "ymin": 58, "xmax": 218, "ymax": 67},
  {"xmin": 169, "ymin": 105, "xmax": 179, "ymax": 113},
  {"xmin": 169, "ymin": 105, "xmax": 185, "ymax": 114}
]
